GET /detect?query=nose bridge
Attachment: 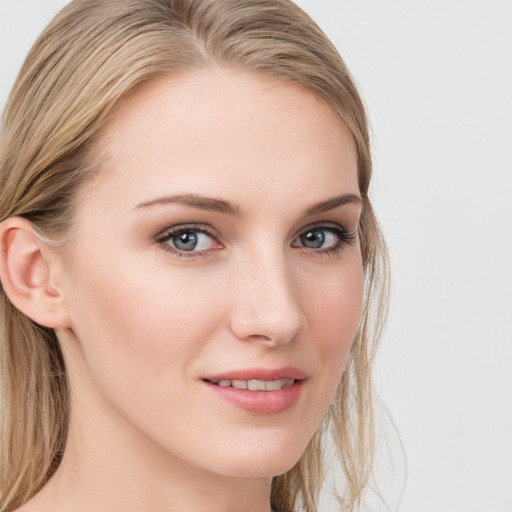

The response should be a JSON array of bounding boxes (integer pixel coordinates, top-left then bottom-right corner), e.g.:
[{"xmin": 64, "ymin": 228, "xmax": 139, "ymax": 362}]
[{"xmin": 230, "ymin": 244, "xmax": 304, "ymax": 345}]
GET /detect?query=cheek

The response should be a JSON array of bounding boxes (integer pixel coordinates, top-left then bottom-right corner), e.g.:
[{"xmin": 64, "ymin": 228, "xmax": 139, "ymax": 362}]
[
  {"xmin": 304, "ymin": 256, "xmax": 364, "ymax": 383},
  {"xmin": 63, "ymin": 251, "xmax": 224, "ymax": 398},
  {"xmin": 311, "ymin": 259, "xmax": 363, "ymax": 343}
]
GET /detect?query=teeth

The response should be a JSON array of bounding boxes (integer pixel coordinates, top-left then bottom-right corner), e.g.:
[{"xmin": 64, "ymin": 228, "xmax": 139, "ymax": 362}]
[
  {"xmin": 248, "ymin": 380, "xmax": 266, "ymax": 391},
  {"xmin": 211, "ymin": 378, "xmax": 296, "ymax": 391},
  {"xmin": 265, "ymin": 379, "xmax": 282, "ymax": 391}
]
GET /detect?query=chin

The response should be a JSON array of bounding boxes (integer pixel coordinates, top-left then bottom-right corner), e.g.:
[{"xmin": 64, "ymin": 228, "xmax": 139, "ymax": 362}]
[{"xmin": 206, "ymin": 436, "xmax": 309, "ymax": 479}]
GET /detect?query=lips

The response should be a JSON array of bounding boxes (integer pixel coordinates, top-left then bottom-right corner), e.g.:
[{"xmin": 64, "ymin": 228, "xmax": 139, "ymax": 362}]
[{"xmin": 202, "ymin": 367, "xmax": 306, "ymax": 415}]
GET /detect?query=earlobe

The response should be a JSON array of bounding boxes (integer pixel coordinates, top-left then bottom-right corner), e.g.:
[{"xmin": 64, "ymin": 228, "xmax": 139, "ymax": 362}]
[{"xmin": 0, "ymin": 217, "xmax": 71, "ymax": 329}]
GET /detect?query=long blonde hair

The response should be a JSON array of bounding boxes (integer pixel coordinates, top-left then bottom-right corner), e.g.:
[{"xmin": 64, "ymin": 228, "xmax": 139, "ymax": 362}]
[{"xmin": 0, "ymin": 1, "xmax": 388, "ymax": 510}]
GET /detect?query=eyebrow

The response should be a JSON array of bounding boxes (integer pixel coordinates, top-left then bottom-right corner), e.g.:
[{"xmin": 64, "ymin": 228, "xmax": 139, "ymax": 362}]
[
  {"xmin": 134, "ymin": 192, "xmax": 362, "ymax": 217},
  {"xmin": 304, "ymin": 193, "xmax": 363, "ymax": 215},
  {"xmin": 134, "ymin": 194, "xmax": 244, "ymax": 217}
]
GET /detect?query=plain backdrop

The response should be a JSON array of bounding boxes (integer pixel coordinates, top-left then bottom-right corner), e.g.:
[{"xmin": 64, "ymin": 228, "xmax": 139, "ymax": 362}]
[{"xmin": 1, "ymin": 1, "xmax": 511, "ymax": 511}]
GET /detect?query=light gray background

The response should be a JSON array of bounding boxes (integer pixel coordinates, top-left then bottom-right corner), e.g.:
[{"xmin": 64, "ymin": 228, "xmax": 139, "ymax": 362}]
[{"xmin": 1, "ymin": 1, "xmax": 511, "ymax": 511}]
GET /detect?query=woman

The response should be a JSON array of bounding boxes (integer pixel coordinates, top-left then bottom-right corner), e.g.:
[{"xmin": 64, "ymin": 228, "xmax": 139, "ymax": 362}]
[{"xmin": 0, "ymin": 1, "xmax": 388, "ymax": 511}]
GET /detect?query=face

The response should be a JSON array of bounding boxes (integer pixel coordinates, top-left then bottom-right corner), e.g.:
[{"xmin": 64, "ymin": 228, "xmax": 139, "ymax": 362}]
[{"xmin": 57, "ymin": 70, "xmax": 363, "ymax": 479}]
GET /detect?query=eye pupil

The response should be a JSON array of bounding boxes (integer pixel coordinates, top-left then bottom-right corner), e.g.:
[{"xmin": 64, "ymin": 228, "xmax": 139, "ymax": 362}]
[
  {"xmin": 301, "ymin": 230, "xmax": 325, "ymax": 249},
  {"xmin": 173, "ymin": 231, "xmax": 198, "ymax": 251}
]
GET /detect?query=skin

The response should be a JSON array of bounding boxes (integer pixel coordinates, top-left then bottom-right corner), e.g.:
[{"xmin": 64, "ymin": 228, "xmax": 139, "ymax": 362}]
[{"xmin": 15, "ymin": 70, "xmax": 363, "ymax": 512}]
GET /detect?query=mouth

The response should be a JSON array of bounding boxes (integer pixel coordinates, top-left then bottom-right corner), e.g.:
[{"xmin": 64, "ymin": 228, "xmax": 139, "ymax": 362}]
[
  {"xmin": 201, "ymin": 368, "xmax": 306, "ymax": 414},
  {"xmin": 204, "ymin": 378, "xmax": 297, "ymax": 391}
]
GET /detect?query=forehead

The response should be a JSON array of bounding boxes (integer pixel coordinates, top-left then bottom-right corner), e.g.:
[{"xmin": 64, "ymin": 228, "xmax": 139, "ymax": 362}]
[{"xmin": 85, "ymin": 69, "xmax": 359, "ymax": 213}]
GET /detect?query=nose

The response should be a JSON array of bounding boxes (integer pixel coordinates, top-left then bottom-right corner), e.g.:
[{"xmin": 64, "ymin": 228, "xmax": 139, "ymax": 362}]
[{"xmin": 229, "ymin": 250, "xmax": 305, "ymax": 346}]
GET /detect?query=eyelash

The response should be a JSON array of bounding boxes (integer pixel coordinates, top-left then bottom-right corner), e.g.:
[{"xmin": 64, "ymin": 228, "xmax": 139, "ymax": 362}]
[
  {"xmin": 154, "ymin": 222, "xmax": 358, "ymax": 259},
  {"xmin": 155, "ymin": 224, "xmax": 219, "ymax": 258},
  {"xmin": 296, "ymin": 223, "xmax": 359, "ymax": 258}
]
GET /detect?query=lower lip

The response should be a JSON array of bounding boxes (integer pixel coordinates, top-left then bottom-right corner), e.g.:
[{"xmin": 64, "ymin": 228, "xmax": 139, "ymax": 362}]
[{"xmin": 203, "ymin": 380, "xmax": 304, "ymax": 415}]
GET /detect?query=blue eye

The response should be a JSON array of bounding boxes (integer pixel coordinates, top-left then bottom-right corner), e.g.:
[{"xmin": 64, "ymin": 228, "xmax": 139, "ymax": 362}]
[
  {"xmin": 299, "ymin": 229, "xmax": 335, "ymax": 249},
  {"xmin": 157, "ymin": 226, "xmax": 219, "ymax": 254},
  {"xmin": 172, "ymin": 231, "xmax": 199, "ymax": 251},
  {"xmin": 293, "ymin": 225, "xmax": 357, "ymax": 253}
]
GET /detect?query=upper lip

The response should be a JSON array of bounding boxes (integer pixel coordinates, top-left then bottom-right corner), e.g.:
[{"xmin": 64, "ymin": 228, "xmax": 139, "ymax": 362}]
[{"xmin": 202, "ymin": 367, "xmax": 306, "ymax": 382}]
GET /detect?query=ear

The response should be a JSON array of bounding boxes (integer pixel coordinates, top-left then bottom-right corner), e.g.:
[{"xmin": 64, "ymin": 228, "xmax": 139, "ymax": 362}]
[{"xmin": 0, "ymin": 217, "xmax": 71, "ymax": 329}]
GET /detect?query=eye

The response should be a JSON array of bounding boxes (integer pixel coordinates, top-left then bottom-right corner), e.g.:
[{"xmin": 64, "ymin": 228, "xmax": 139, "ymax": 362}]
[
  {"xmin": 292, "ymin": 224, "xmax": 357, "ymax": 253},
  {"xmin": 156, "ymin": 225, "xmax": 221, "ymax": 255},
  {"xmin": 297, "ymin": 228, "xmax": 336, "ymax": 249}
]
